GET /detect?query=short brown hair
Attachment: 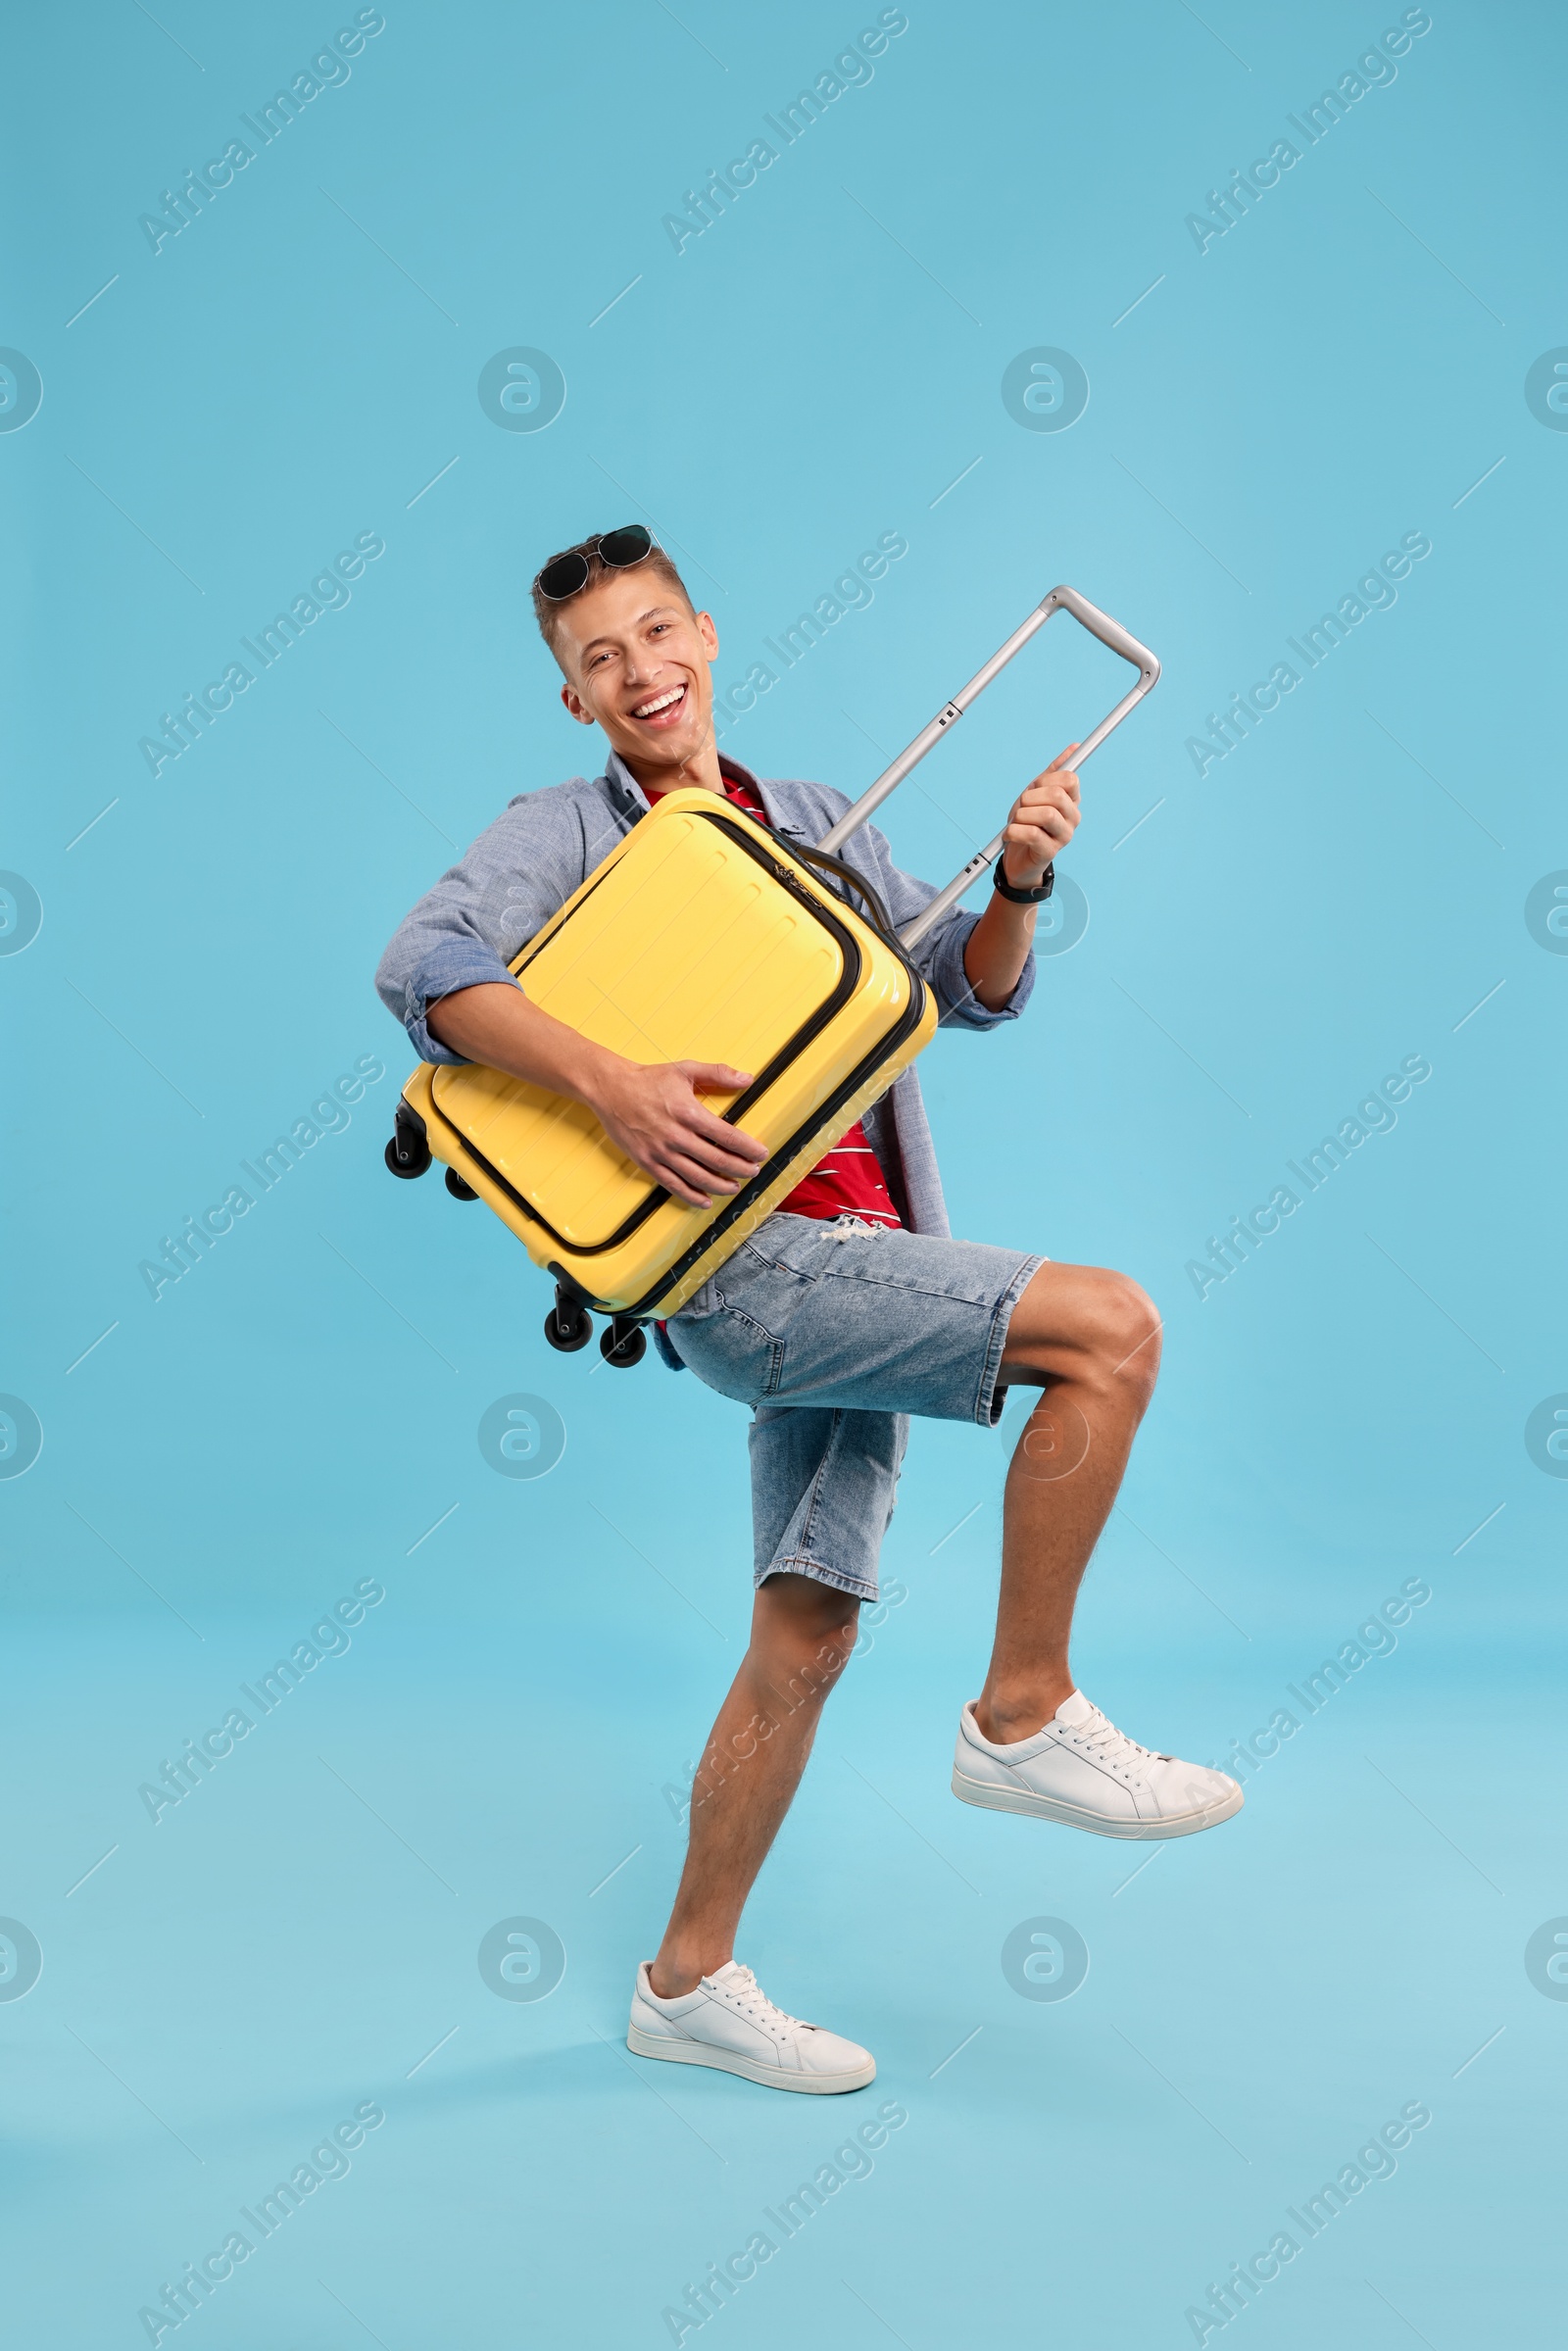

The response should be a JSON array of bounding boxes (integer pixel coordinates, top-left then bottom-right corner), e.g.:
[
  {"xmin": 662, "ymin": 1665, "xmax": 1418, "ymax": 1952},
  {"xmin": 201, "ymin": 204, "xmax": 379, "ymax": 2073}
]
[{"xmin": 531, "ymin": 532, "xmax": 695, "ymax": 664}]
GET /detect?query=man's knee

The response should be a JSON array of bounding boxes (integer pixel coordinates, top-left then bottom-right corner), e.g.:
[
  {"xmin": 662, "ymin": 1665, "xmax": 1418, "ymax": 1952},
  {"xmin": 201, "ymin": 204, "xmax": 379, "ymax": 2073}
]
[
  {"xmin": 1086, "ymin": 1269, "xmax": 1161, "ymax": 1401},
  {"xmin": 756, "ymin": 1573, "xmax": 859, "ymax": 1680},
  {"xmin": 1008, "ymin": 1263, "xmax": 1161, "ymax": 1401}
]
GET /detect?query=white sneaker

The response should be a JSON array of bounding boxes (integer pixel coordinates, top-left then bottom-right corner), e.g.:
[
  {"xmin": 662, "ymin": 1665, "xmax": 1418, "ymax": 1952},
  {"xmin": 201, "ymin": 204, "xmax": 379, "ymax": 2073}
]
[
  {"xmin": 627, "ymin": 1960, "xmax": 876, "ymax": 2093},
  {"xmin": 952, "ymin": 1689, "xmax": 1244, "ymax": 1838}
]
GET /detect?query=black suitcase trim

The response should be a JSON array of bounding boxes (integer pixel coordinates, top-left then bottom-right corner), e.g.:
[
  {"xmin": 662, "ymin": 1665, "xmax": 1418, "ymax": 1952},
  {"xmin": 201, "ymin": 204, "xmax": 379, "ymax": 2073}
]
[
  {"xmin": 423, "ymin": 812, "xmax": 919, "ymax": 1271},
  {"xmin": 598, "ymin": 960, "xmax": 930, "ymax": 1321}
]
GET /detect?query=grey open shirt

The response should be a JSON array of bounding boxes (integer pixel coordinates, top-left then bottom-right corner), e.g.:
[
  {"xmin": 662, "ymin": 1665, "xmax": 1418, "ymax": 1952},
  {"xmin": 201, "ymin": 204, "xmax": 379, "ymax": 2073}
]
[{"xmin": 374, "ymin": 750, "xmax": 1035, "ymax": 1343}]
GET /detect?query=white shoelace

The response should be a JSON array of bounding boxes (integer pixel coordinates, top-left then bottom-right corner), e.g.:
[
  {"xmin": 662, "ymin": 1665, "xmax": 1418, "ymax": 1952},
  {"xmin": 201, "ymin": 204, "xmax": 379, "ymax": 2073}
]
[
  {"xmin": 714, "ymin": 1964, "xmax": 805, "ymax": 2033},
  {"xmin": 1069, "ymin": 1705, "xmax": 1169, "ymax": 1774}
]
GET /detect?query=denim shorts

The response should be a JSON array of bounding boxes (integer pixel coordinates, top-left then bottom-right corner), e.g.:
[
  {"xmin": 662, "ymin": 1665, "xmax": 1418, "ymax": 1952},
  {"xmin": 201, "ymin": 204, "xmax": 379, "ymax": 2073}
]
[{"xmin": 664, "ymin": 1214, "xmax": 1044, "ymax": 1604}]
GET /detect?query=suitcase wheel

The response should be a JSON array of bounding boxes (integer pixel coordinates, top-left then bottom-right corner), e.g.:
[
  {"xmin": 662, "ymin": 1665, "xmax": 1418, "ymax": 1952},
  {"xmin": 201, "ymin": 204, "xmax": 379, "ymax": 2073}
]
[
  {"xmin": 384, "ymin": 1130, "xmax": 432, "ymax": 1179},
  {"xmin": 544, "ymin": 1299, "xmax": 593, "ymax": 1353},
  {"xmin": 600, "ymin": 1318, "xmax": 647, "ymax": 1369},
  {"xmin": 444, "ymin": 1167, "xmax": 479, "ymax": 1200}
]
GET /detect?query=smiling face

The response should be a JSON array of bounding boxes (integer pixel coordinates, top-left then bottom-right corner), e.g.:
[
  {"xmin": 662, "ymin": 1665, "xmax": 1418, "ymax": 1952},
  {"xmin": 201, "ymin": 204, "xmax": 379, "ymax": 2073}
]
[{"xmin": 552, "ymin": 567, "xmax": 721, "ymax": 794}]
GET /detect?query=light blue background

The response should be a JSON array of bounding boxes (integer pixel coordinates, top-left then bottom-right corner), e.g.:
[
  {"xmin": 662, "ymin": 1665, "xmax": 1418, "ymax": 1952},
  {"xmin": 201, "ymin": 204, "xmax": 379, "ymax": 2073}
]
[{"xmin": 4, "ymin": 1, "xmax": 1563, "ymax": 2343}]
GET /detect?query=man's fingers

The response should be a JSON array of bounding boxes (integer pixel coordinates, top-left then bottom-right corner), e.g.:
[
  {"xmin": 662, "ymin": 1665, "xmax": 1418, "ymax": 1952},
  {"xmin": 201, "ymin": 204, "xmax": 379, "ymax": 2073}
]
[
  {"xmin": 1017, "ymin": 781, "xmax": 1078, "ymax": 819},
  {"xmin": 669, "ymin": 1105, "xmax": 766, "ymax": 1172},
  {"xmin": 1020, "ymin": 788, "xmax": 1078, "ymax": 822},
  {"xmin": 676, "ymin": 1065, "xmax": 767, "ymax": 1162},
  {"xmin": 1045, "ymin": 742, "xmax": 1082, "ymax": 773},
  {"xmin": 1023, "ymin": 756, "xmax": 1081, "ymax": 808},
  {"xmin": 646, "ymin": 1144, "xmax": 727, "ymax": 1202},
  {"xmin": 659, "ymin": 1177, "xmax": 715, "ymax": 1208},
  {"xmin": 1012, "ymin": 793, "xmax": 1078, "ymax": 837},
  {"xmin": 657, "ymin": 1103, "xmax": 773, "ymax": 1196},
  {"xmin": 682, "ymin": 1101, "xmax": 768, "ymax": 1162},
  {"xmin": 1012, "ymin": 797, "xmax": 1074, "ymax": 830},
  {"xmin": 652, "ymin": 1165, "xmax": 714, "ymax": 1206},
  {"xmin": 1007, "ymin": 815, "xmax": 1072, "ymax": 854},
  {"xmin": 607, "ymin": 1063, "xmax": 773, "ymax": 1203},
  {"xmin": 654, "ymin": 1146, "xmax": 750, "ymax": 1204},
  {"xmin": 672, "ymin": 1141, "xmax": 758, "ymax": 1188},
  {"xmin": 687, "ymin": 1108, "xmax": 766, "ymax": 1155}
]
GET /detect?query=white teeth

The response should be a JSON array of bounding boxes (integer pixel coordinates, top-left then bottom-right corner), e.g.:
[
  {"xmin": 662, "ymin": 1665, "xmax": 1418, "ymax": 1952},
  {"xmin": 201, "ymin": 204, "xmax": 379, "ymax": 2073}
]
[{"xmin": 632, "ymin": 685, "xmax": 686, "ymax": 717}]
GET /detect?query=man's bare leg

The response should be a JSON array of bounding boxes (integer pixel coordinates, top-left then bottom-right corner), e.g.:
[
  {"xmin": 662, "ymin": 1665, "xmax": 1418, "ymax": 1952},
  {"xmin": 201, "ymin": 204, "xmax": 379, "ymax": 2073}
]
[
  {"xmin": 974, "ymin": 1260, "xmax": 1162, "ymax": 1743},
  {"xmin": 649, "ymin": 1572, "xmax": 859, "ymax": 1997},
  {"xmin": 646, "ymin": 1261, "xmax": 1160, "ymax": 1990}
]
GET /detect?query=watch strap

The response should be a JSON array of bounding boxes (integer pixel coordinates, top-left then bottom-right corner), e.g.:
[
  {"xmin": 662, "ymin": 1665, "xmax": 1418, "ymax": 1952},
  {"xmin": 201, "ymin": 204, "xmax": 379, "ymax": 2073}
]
[{"xmin": 993, "ymin": 859, "xmax": 1055, "ymax": 905}]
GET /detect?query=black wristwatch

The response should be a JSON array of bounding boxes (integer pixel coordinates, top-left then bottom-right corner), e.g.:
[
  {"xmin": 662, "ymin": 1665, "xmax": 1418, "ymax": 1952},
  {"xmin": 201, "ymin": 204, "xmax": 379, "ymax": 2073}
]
[{"xmin": 993, "ymin": 859, "xmax": 1054, "ymax": 905}]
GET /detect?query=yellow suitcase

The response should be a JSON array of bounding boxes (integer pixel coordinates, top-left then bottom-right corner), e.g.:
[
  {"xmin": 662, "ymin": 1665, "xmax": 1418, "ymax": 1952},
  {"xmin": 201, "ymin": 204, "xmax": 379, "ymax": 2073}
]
[{"xmin": 383, "ymin": 585, "xmax": 1159, "ymax": 1363}]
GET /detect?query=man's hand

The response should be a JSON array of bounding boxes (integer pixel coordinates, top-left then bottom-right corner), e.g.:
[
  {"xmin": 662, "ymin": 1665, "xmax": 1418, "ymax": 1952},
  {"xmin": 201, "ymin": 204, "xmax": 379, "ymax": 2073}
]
[
  {"xmin": 424, "ymin": 984, "xmax": 767, "ymax": 1208},
  {"xmin": 588, "ymin": 1058, "xmax": 768, "ymax": 1207},
  {"xmin": 1000, "ymin": 744, "xmax": 1081, "ymax": 889}
]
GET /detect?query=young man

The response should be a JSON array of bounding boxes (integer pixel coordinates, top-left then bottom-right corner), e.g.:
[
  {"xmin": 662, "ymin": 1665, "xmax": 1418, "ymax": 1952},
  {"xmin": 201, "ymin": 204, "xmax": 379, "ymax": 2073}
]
[{"xmin": 376, "ymin": 526, "xmax": 1241, "ymax": 2097}]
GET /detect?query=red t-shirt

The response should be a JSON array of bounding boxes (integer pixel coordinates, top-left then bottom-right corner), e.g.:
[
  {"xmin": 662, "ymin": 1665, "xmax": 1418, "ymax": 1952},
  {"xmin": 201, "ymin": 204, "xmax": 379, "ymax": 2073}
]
[{"xmin": 718, "ymin": 773, "xmax": 903, "ymax": 1231}]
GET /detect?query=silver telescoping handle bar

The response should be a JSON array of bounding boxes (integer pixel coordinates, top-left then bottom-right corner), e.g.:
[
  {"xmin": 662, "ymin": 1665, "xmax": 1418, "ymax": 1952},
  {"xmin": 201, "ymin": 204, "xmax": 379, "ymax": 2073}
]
[{"xmin": 815, "ymin": 584, "xmax": 1160, "ymax": 954}]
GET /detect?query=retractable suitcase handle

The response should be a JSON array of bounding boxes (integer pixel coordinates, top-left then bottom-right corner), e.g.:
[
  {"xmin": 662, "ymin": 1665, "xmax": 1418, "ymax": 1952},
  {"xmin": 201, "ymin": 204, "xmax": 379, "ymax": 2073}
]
[{"xmin": 815, "ymin": 585, "xmax": 1159, "ymax": 952}]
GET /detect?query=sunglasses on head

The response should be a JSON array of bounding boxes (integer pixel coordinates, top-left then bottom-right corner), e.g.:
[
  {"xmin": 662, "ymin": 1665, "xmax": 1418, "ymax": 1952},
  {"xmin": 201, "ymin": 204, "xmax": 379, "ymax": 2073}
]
[{"xmin": 533, "ymin": 523, "xmax": 655, "ymax": 603}]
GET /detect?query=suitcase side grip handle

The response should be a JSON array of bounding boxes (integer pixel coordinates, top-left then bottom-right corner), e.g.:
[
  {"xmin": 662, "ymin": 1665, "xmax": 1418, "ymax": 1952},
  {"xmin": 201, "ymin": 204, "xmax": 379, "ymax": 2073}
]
[{"xmin": 786, "ymin": 841, "xmax": 898, "ymax": 944}]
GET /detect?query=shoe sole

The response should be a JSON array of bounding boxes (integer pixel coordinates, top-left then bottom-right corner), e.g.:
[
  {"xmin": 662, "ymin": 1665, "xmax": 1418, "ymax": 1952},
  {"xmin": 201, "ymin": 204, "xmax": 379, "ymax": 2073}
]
[
  {"xmin": 951, "ymin": 1764, "xmax": 1245, "ymax": 1838},
  {"xmin": 626, "ymin": 2023, "xmax": 876, "ymax": 2093}
]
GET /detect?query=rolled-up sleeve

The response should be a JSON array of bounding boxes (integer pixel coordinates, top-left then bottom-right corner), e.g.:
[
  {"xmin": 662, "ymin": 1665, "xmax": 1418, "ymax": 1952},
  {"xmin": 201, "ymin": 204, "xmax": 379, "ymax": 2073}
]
[
  {"xmin": 373, "ymin": 784, "xmax": 614, "ymax": 1066},
  {"xmin": 375, "ymin": 928, "xmax": 517, "ymax": 1066},
  {"xmin": 922, "ymin": 905, "xmax": 1036, "ymax": 1028}
]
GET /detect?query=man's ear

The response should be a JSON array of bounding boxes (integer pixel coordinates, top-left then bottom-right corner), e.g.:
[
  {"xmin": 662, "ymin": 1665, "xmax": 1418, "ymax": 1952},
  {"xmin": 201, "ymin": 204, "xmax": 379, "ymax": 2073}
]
[
  {"xmin": 696, "ymin": 610, "xmax": 719, "ymax": 660},
  {"xmin": 560, "ymin": 681, "xmax": 596, "ymax": 727}
]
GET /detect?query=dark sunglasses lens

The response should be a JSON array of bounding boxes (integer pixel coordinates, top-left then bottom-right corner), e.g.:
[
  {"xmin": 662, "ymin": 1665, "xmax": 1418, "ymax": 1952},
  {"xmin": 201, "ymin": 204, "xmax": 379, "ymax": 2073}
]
[
  {"xmin": 598, "ymin": 524, "xmax": 653, "ymax": 568},
  {"xmin": 537, "ymin": 552, "xmax": 589, "ymax": 601}
]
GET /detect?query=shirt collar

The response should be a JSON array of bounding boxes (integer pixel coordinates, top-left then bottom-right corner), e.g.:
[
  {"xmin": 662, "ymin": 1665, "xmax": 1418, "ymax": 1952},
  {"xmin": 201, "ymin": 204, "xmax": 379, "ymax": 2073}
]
[
  {"xmin": 598, "ymin": 747, "xmax": 799, "ymax": 830},
  {"xmin": 601, "ymin": 747, "xmax": 649, "ymax": 815}
]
